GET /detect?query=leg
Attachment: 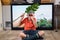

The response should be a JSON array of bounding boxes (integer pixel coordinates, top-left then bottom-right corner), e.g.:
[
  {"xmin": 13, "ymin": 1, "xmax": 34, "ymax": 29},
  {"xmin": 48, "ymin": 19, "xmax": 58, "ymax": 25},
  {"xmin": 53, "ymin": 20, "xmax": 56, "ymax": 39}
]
[
  {"xmin": 19, "ymin": 32, "xmax": 31, "ymax": 40},
  {"xmin": 38, "ymin": 31, "xmax": 45, "ymax": 36},
  {"xmin": 19, "ymin": 30, "xmax": 37, "ymax": 40},
  {"xmin": 19, "ymin": 30, "xmax": 44, "ymax": 40},
  {"xmin": 19, "ymin": 32, "xmax": 26, "ymax": 38},
  {"xmin": 24, "ymin": 30, "xmax": 45, "ymax": 40},
  {"xmin": 36, "ymin": 31, "xmax": 44, "ymax": 39}
]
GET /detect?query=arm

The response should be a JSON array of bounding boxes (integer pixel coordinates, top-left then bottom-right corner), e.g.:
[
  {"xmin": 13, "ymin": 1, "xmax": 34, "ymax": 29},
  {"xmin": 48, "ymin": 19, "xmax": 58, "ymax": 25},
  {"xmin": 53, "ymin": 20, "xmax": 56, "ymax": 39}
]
[
  {"xmin": 13, "ymin": 13, "xmax": 25, "ymax": 27},
  {"xmin": 19, "ymin": 23, "xmax": 25, "ymax": 28}
]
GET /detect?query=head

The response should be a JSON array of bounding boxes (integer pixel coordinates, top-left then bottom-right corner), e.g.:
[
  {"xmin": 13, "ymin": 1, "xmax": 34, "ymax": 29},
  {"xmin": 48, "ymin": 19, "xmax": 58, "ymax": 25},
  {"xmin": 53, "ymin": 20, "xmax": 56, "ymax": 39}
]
[{"xmin": 27, "ymin": 10, "xmax": 34, "ymax": 18}]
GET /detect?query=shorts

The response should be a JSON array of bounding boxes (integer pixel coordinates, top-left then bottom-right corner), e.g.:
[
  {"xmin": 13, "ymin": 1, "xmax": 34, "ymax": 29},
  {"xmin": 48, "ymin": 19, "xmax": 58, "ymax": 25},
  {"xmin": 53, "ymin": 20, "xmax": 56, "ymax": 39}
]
[
  {"xmin": 23, "ymin": 30, "xmax": 38, "ymax": 35},
  {"xmin": 23, "ymin": 30, "xmax": 43, "ymax": 40}
]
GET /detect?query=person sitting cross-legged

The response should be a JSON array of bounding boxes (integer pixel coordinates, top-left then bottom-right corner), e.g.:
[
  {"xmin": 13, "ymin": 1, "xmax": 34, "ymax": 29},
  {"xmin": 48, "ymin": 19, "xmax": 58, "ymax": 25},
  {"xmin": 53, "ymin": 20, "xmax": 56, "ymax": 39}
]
[{"xmin": 13, "ymin": 12, "xmax": 44, "ymax": 40}]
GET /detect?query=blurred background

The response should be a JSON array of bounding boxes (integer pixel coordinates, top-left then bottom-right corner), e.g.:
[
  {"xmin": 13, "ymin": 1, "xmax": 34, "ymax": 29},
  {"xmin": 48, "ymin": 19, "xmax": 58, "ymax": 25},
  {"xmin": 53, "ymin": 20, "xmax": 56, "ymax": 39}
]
[
  {"xmin": 0, "ymin": 0, "xmax": 60, "ymax": 30},
  {"xmin": 0, "ymin": 0, "xmax": 60, "ymax": 40}
]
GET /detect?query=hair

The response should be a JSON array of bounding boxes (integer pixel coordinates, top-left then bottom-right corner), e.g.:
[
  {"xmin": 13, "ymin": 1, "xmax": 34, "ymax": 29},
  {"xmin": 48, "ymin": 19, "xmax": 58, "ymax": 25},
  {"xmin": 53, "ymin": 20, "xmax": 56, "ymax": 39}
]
[
  {"xmin": 28, "ymin": 10, "xmax": 34, "ymax": 14},
  {"xmin": 27, "ymin": 10, "xmax": 34, "ymax": 16}
]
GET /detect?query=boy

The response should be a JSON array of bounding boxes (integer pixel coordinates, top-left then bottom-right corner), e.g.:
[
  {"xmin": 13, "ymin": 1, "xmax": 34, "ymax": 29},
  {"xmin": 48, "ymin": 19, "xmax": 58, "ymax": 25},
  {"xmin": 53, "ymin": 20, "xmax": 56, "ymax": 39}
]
[{"xmin": 13, "ymin": 12, "xmax": 44, "ymax": 40}]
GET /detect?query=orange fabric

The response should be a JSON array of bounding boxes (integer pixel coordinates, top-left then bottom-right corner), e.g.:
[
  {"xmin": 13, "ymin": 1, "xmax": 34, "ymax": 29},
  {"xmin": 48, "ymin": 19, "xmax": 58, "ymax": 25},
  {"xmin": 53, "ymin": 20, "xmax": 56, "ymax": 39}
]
[{"xmin": 21, "ymin": 18, "xmax": 36, "ymax": 30}]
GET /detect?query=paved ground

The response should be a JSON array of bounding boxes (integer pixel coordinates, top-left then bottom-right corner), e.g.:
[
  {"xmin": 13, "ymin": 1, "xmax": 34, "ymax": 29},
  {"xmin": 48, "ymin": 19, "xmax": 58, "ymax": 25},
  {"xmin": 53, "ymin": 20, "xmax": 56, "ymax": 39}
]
[{"xmin": 0, "ymin": 30, "xmax": 60, "ymax": 40}]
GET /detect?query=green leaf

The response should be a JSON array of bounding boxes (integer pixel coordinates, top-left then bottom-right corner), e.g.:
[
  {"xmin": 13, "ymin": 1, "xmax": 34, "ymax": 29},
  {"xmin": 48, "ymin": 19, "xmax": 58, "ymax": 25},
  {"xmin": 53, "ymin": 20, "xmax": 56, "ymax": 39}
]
[{"xmin": 25, "ymin": 3, "xmax": 40, "ymax": 13}]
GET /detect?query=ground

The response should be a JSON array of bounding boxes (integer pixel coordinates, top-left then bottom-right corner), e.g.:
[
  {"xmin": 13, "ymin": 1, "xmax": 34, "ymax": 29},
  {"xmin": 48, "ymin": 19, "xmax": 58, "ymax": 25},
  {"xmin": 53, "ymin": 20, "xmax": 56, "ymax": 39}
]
[{"xmin": 0, "ymin": 30, "xmax": 60, "ymax": 40}]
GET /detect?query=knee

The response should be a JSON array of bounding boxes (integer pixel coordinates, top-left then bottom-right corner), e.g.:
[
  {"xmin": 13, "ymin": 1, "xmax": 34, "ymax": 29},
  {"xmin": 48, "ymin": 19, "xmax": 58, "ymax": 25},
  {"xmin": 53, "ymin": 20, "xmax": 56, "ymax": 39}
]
[
  {"xmin": 38, "ymin": 31, "xmax": 45, "ymax": 36},
  {"xmin": 19, "ymin": 33, "xmax": 26, "ymax": 38},
  {"xmin": 19, "ymin": 33, "xmax": 23, "ymax": 37},
  {"xmin": 40, "ymin": 31, "xmax": 45, "ymax": 34}
]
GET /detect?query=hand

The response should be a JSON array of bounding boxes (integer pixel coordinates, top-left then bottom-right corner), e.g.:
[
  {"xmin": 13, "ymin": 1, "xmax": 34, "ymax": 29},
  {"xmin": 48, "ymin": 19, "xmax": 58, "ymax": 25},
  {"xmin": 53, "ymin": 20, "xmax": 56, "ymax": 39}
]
[
  {"xmin": 31, "ymin": 17, "xmax": 35, "ymax": 24},
  {"xmin": 31, "ymin": 17, "xmax": 34, "ymax": 21},
  {"xmin": 31, "ymin": 17, "xmax": 37, "ymax": 27}
]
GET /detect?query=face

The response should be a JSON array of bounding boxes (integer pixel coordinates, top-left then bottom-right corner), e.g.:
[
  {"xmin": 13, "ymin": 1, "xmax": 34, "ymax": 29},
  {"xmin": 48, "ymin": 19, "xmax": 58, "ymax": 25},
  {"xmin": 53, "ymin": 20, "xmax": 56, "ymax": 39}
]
[
  {"xmin": 27, "ymin": 13, "xmax": 34, "ymax": 19},
  {"xmin": 28, "ymin": 13, "xmax": 33, "ymax": 17}
]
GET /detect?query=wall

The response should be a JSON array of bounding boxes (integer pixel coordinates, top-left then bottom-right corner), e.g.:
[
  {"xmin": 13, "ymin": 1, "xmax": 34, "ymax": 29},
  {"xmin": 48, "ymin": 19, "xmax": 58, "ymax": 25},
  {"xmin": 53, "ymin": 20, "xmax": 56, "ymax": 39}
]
[
  {"xmin": 54, "ymin": 5, "xmax": 60, "ymax": 29},
  {"xmin": 0, "ymin": 0, "xmax": 2, "ymax": 23},
  {"xmin": 54, "ymin": 0, "xmax": 60, "ymax": 5},
  {"xmin": 0, "ymin": 0, "xmax": 2, "ymax": 30},
  {"xmin": 2, "ymin": 5, "xmax": 11, "ymax": 29}
]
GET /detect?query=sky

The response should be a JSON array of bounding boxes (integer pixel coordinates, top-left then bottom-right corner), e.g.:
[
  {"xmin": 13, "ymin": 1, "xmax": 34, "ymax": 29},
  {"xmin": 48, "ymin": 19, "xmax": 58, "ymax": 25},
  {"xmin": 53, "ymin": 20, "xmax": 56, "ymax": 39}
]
[{"xmin": 12, "ymin": 5, "xmax": 52, "ymax": 21}]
